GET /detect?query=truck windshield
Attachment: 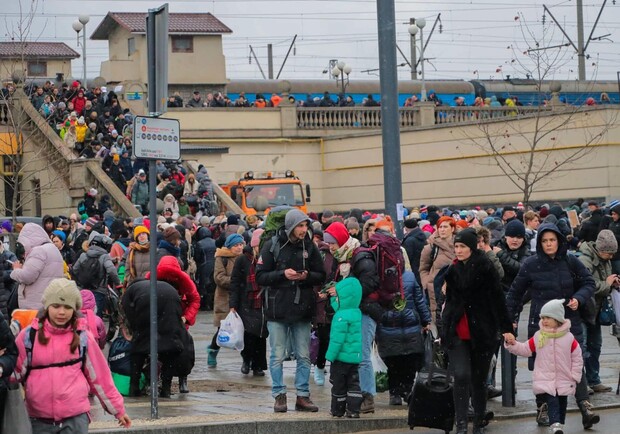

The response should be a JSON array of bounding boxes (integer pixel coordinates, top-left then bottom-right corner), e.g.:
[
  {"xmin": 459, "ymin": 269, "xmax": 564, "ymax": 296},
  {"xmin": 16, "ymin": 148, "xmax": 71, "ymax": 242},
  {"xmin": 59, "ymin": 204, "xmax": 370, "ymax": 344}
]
[{"xmin": 245, "ymin": 183, "xmax": 304, "ymax": 208}]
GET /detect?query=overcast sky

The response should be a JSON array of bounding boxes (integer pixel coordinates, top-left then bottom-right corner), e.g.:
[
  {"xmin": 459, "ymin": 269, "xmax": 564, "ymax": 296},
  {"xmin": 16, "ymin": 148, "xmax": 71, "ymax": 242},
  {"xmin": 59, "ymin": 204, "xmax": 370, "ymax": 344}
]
[{"xmin": 3, "ymin": 0, "xmax": 620, "ymax": 83}]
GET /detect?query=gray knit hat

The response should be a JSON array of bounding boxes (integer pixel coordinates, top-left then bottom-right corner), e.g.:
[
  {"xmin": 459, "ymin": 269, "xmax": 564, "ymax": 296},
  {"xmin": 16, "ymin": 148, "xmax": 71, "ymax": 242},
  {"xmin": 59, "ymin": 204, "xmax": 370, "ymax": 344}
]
[
  {"xmin": 42, "ymin": 279, "xmax": 83, "ymax": 311},
  {"xmin": 540, "ymin": 299, "xmax": 565, "ymax": 324},
  {"xmin": 596, "ymin": 229, "xmax": 618, "ymax": 254}
]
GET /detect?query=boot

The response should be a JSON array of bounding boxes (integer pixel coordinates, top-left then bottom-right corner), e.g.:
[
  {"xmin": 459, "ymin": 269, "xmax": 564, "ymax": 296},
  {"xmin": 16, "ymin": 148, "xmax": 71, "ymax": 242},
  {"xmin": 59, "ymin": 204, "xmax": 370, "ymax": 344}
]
[
  {"xmin": 487, "ymin": 385, "xmax": 502, "ymax": 399},
  {"xmin": 473, "ymin": 416, "xmax": 487, "ymax": 434},
  {"xmin": 455, "ymin": 419, "xmax": 468, "ymax": 434},
  {"xmin": 360, "ymin": 392, "xmax": 375, "ymax": 414},
  {"xmin": 389, "ymin": 394, "xmax": 403, "ymax": 405},
  {"xmin": 159, "ymin": 376, "xmax": 172, "ymax": 398},
  {"xmin": 578, "ymin": 400, "xmax": 600, "ymax": 429},
  {"xmin": 179, "ymin": 376, "xmax": 189, "ymax": 394},
  {"xmin": 241, "ymin": 360, "xmax": 250, "ymax": 375},
  {"xmin": 295, "ymin": 396, "xmax": 319, "ymax": 412},
  {"xmin": 274, "ymin": 394, "xmax": 287, "ymax": 413},
  {"xmin": 207, "ymin": 345, "xmax": 219, "ymax": 367},
  {"xmin": 314, "ymin": 367, "xmax": 325, "ymax": 386},
  {"xmin": 253, "ymin": 369, "xmax": 265, "ymax": 377}
]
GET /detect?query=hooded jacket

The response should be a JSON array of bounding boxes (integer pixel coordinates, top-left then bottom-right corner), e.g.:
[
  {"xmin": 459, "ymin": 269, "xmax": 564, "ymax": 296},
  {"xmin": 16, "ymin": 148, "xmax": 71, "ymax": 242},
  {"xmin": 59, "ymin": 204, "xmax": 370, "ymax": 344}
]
[
  {"xmin": 493, "ymin": 237, "xmax": 531, "ymax": 292},
  {"xmin": 229, "ymin": 246, "xmax": 267, "ymax": 338},
  {"xmin": 505, "ymin": 319, "xmax": 582, "ymax": 396},
  {"xmin": 150, "ymin": 256, "xmax": 200, "ymax": 326},
  {"xmin": 325, "ymin": 277, "xmax": 362, "ymax": 364},
  {"xmin": 193, "ymin": 227, "xmax": 216, "ymax": 292},
  {"xmin": 578, "ymin": 241, "xmax": 613, "ymax": 312},
  {"xmin": 376, "ymin": 271, "xmax": 431, "ymax": 359},
  {"xmin": 506, "ymin": 223, "xmax": 595, "ymax": 341},
  {"xmin": 213, "ymin": 246, "xmax": 241, "ymax": 327},
  {"xmin": 402, "ymin": 226, "xmax": 427, "ymax": 285},
  {"xmin": 11, "ymin": 223, "xmax": 64, "ymax": 310},
  {"xmin": 80, "ymin": 290, "xmax": 106, "ymax": 349},
  {"xmin": 15, "ymin": 317, "xmax": 127, "ymax": 422},
  {"xmin": 256, "ymin": 210, "xmax": 325, "ymax": 323},
  {"xmin": 72, "ymin": 245, "xmax": 120, "ymax": 293}
]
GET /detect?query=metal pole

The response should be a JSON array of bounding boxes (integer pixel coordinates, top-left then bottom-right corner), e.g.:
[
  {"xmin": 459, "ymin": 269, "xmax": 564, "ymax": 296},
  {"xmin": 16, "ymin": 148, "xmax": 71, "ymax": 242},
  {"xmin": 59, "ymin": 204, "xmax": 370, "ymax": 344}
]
[
  {"xmin": 276, "ymin": 34, "xmax": 297, "ymax": 79},
  {"xmin": 249, "ymin": 46, "xmax": 267, "ymax": 80},
  {"xmin": 576, "ymin": 0, "xmax": 585, "ymax": 80},
  {"xmin": 420, "ymin": 27, "xmax": 426, "ymax": 101},
  {"xmin": 82, "ymin": 25, "xmax": 87, "ymax": 88},
  {"xmin": 410, "ymin": 18, "xmax": 417, "ymax": 80},
  {"xmin": 267, "ymin": 43, "xmax": 274, "ymax": 79},
  {"xmin": 376, "ymin": 0, "xmax": 403, "ymax": 239}
]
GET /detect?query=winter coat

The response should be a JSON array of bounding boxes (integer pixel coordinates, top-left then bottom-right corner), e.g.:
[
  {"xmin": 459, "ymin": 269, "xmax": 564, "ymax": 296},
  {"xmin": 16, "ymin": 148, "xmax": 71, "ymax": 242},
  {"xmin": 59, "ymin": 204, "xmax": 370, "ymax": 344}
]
[
  {"xmin": 578, "ymin": 241, "xmax": 613, "ymax": 313},
  {"xmin": 506, "ymin": 223, "xmax": 595, "ymax": 341},
  {"xmin": 325, "ymin": 277, "xmax": 363, "ymax": 364},
  {"xmin": 376, "ymin": 271, "xmax": 431, "ymax": 359},
  {"xmin": 0, "ymin": 249, "xmax": 17, "ymax": 318},
  {"xmin": 194, "ymin": 227, "xmax": 216, "ymax": 293},
  {"xmin": 124, "ymin": 243, "xmax": 150, "ymax": 285},
  {"xmin": 15, "ymin": 318, "xmax": 126, "ymax": 422},
  {"xmin": 402, "ymin": 227, "xmax": 427, "ymax": 285},
  {"xmin": 131, "ymin": 179, "xmax": 149, "ymax": 207},
  {"xmin": 255, "ymin": 228, "xmax": 325, "ymax": 323},
  {"xmin": 0, "ymin": 311, "xmax": 17, "ymax": 392},
  {"xmin": 213, "ymin": 247, "xmax": 241, "ymax": 327},
  {"xmin": 229, "ymin": 247, "xmax": 267, "ymax": 337},
  {"xmin": 121, "ymin": 278, "xmax": 186, "ymax": 355},
  {"xmin": 11, "ymin": 223, "xmax": 64, "ymax": 310},
  {"xmin": 80, "ymin": 290, "xmax": 107, "ymax": 349},
  {"xmin": 72, "ymin": 246, "xmax": 120, "ymax": 293},
  {"xmin": 578, "ymin": 210, "xmax": 603, "ymax": 242},
  {"xmin": 150, "ymin": 256, "xmax": 200, "ymax": 326},
  {"xmin": 493, "ymin": 237, "xmax": 531, "ymax": 292},
  {"xmin": 441, "ymin": 250, "xmax": 513, "ymax": 353},
  {"xmin": 419, "ymin": 233, "xmax": 456, "ymax": 294},
  {"xmin": 599, "ymin": 215, "xmax": 620, "ymax": 261},
  {"xmin": 505, "ymin": 319, "xmax": 582, "ymax": 396}
]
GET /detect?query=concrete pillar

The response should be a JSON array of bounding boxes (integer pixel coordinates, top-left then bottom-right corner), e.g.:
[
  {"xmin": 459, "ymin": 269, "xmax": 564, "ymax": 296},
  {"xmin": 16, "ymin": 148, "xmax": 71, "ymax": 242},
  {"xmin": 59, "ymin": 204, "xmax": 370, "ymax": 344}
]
[{"xmin": 417, "ymin": 102, "xmax": 435, "ymax": 126}]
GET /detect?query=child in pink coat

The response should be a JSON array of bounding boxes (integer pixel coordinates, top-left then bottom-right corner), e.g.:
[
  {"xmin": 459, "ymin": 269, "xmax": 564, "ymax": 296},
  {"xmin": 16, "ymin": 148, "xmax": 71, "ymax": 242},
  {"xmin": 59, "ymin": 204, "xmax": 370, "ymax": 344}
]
[
  {"xmin": 80, "ymin": 289, "xmax": 107, "ymax": 349},
  {"xmin": 504, "ymin": 299, "xmax": 582, "ymax": 434}
]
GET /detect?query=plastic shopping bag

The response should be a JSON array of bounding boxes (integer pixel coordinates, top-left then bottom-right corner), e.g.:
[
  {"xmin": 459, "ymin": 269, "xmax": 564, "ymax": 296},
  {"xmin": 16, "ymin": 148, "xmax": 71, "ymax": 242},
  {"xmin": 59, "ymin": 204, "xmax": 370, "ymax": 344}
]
[
  {"xmin": 611, "ymin": 288, "xmax": 620, "ymax": 329},
  {"xmin": 371, "ymin": 342, "xmax": 389, "ymax": 393},
  {"xmin": 2, "ymin": 380, "xmax": 33, "ymax": 434},
  {"xmin": 217, "ymin": 311, "xmax": 244, "ymax": 351}
]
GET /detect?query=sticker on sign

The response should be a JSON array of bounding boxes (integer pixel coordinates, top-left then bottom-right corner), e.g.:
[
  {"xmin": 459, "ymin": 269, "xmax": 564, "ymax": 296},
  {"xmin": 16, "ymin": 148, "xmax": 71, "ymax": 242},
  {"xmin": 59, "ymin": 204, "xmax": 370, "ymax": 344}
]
[{"xmin": 132, "ymin": 116, "xmax": 180, "ymax": 160}]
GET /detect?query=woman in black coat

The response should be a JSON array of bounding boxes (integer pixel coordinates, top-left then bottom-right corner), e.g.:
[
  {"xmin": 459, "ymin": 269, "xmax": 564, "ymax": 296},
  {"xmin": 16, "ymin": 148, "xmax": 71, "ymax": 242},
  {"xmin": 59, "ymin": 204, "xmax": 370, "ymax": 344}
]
[
  {"xmin": 229, "ymin": 241, "xmax": 267, "ymax": 377},
  {"xmin": 440, "ymin": 228, "xmax": 512, "ymax": 434},
  {"xmin": 122, "ymin": 278, "xmax": 187, "ymax": 397},
  {"xmin": 0, "ymin": 311, "xmax": 18, "ymax": 426}
]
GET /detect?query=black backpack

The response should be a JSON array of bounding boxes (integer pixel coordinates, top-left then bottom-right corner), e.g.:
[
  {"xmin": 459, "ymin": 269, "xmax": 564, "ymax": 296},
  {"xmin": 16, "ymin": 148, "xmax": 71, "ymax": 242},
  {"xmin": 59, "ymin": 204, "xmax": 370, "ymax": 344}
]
[{"xmin": 75, "ymin": 255, "xmax": 105, "ymax": 290}]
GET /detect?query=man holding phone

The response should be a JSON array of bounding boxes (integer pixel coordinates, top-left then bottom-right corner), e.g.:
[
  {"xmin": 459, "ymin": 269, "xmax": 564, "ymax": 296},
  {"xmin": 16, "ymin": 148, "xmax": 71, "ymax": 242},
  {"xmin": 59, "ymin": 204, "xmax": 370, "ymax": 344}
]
[{"xmin": 256, "ymin": 209, "xmax": 325, "ymax": 413}]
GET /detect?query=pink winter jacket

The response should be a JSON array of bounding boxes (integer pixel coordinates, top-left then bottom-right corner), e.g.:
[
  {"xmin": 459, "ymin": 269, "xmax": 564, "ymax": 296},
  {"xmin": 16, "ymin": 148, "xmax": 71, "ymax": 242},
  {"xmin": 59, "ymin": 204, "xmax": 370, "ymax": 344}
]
[
  {"xmin": 80, "ymin": 289, "xmax": 107, "ymax": 349},
  {"xmin": 505, "ymin": 319, "xmax": 583, "ymax": 397},
  {"xmin": 14, "ymin": 317, "xmax": 127, "ymax": 422},
  {"xmin": 10, "ymin": 223, "xmax": 64, "ymax": 310}
]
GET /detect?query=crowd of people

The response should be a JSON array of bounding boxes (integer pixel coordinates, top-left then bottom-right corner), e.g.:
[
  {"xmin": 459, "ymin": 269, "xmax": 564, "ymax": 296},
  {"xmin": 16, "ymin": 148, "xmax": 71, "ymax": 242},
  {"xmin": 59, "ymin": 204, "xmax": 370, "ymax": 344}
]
[{"xmin": 1, "ymin": 157, "xmax": 620, "ymax": 433}]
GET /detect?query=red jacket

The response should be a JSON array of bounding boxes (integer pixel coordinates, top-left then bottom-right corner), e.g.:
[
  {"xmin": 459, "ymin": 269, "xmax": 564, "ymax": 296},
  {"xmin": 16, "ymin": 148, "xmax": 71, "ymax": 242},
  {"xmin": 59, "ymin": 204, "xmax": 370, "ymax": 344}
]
[{"xmin": 148, "ymin": 256, "xmax": 200, "ymax": 326}]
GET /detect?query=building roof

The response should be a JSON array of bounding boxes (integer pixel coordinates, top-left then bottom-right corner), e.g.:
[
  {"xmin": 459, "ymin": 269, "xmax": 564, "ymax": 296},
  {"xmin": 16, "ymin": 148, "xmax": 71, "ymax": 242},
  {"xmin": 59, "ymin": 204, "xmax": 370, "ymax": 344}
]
[
  {"xmin": 91, "ymin": 12, "xmax": 232, "ymax": 40},
  {"xmin": 0, "ymin": 42, "xmax": 79, "ymax": 59}
]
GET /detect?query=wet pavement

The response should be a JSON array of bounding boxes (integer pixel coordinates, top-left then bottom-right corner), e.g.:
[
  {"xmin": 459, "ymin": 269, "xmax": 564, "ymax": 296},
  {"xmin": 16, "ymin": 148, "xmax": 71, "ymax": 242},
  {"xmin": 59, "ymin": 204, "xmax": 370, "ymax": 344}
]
[{"xmin": 89, "ymin": 306, "xmax": 620, "ymax": 433}]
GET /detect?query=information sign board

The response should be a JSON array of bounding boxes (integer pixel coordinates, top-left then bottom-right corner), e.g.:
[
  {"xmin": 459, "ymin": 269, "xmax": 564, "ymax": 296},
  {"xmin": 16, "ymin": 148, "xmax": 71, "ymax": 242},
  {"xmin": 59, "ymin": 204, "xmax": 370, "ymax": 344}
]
[{"xmin": 132, "ymin": 116, "xmax": 180, "ymax": 160}]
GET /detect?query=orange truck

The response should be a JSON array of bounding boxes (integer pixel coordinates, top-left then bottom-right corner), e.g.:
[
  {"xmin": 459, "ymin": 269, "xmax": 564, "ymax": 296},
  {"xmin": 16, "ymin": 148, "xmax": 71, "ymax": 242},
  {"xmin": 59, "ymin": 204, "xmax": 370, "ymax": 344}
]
[{"xmin": 220, "ymin": 170, "xmax": 311, "ymax": 216}]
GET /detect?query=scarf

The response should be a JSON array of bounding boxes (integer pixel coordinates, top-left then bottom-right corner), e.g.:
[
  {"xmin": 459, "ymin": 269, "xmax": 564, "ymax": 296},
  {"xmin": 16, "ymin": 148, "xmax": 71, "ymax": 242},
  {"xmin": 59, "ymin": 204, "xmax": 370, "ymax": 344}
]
[
  {"xmin": 247, "ymin": 255, "xmax": 262, "ymax": 309},
  {"xmin": 331, "ymin": 237, "xmax": 361, "ymax": 279},
  {"xmin": 537, "ymin": 328, "xmax": 568, "ymax": 349},
  {"xmin": 128, "ymin": 241, "xmax": 149, "ymax": 279}
]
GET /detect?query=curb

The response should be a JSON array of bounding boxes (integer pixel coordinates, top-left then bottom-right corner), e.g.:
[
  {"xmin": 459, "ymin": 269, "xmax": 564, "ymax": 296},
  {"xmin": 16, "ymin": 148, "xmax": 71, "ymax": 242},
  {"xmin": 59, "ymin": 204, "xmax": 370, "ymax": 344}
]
[{"xmin": 91, "ymin": 401, "xmax": 620, "ymax": 434}]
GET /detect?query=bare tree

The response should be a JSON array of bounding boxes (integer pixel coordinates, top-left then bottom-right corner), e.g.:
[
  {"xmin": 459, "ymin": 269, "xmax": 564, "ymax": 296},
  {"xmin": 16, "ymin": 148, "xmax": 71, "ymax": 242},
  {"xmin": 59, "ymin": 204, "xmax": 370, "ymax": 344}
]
[
  {"xmin": 0, "ymin": 0, "xmax": 70, "ymax": 221},
  {"xmin": 452, "ymin": 17, "xmax": 615, "ymax": 205}
]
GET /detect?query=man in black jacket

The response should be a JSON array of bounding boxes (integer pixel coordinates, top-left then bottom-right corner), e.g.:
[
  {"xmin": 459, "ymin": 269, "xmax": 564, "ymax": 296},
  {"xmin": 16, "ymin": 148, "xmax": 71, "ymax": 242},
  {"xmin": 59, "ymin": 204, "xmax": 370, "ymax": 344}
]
[
  {"xmin": 256, "ymin": 209, "xmax": 325, "ymax": 413},
  {"xmin": 401, "ymin": 217, "xmax": 427, "ymax": 286}
]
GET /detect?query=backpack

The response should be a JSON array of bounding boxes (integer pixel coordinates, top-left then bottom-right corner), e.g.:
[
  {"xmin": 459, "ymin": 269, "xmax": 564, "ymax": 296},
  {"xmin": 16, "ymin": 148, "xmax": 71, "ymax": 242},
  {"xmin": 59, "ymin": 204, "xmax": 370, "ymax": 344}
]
[
  {"xmin": 77, "ymin": 200, "xmax": 86, "ymax": 215},
  {"xmin": 353, "ymin": 232, "xmax": 405, "ymax": 307},
  {"xmin": 23, "ymin": 326, "xmax": 88, "ymax": 383},
  {"xmin": 75, "ymin": 254, "xmax": 105, "ymax": 290}
]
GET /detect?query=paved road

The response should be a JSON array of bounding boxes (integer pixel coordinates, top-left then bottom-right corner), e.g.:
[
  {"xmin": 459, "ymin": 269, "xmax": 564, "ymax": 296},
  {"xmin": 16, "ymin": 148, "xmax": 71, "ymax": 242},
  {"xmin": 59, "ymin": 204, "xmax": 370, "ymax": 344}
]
[{"xmin": 357, "ymin": 408, "xmax": 620, "ymax": 434}]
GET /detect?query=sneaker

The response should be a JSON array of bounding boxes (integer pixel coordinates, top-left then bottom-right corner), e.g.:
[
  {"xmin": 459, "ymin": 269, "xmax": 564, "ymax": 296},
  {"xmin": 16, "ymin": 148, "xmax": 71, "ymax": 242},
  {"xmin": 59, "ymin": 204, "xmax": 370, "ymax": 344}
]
[
  {"xmin": 487, "ymin": 386, "xmax": 502, "ymax": 399},
  {"xmin": 549, "ymin": 422, "xmax": 564, "ymax": 434},
  {"xmin": 241, "ymin": 361, "xmax": 250, "ymax": 375},
  {"xmin": 314, "ymin": 367, "xmax": 325, "ymax": 386},
  {"xmin": 537, "ymin": 403, "xmax": 550, "ymax": 427},
  {"xmin": 587, "ymin": 386, "xmax": 594, "ymax": 395},
  {"xmin": 253, "ymin": 369, "xmax": 265, "ymax": 377},
  {"xmin": 345, "ymin": 410, "xmax": 360, "ymax": 418},
  {"xmin": 578, "ymin": 400, "xmax": 600, "ymax": 429},
  {"xmin": 295, "ymin": 396, "xmax": 319, "ymax": 412},
  {"xmin": 274, "ymin": 394, "xmax": 287, "ymax": 413},
  {"xmin": 590, "ymin": 383, "xmax": 612, "ymax": 393},
  {"xmin": 360, "ymin": 392, "xmax": 375, "ymax": 414},
  {"xmin": 389, "ymin": 394, "xmax": 403, "ymax": 406}
]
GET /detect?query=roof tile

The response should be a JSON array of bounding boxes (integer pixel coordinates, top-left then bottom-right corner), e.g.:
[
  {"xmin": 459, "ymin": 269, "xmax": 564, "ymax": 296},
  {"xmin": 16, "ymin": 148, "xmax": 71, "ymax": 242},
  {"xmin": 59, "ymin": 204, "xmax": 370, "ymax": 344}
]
[
  {"xmin": 0, "ymin": 42, "xmax": 80, "ymax": 59},
  {"xmin": 109, "ymin": 12, "xmax": 231, "ymax": 34}
]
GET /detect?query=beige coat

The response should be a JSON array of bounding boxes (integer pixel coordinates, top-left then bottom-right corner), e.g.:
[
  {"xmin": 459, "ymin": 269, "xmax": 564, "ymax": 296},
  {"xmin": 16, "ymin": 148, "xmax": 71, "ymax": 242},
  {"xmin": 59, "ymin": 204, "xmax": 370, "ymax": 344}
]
[
  {"xmin": 418, "ymin": 233, "xmax": 456, "ymax": 320},
  {"xmin": 213, "ymin": 247, "xmax": 240, "ymax": 327}
]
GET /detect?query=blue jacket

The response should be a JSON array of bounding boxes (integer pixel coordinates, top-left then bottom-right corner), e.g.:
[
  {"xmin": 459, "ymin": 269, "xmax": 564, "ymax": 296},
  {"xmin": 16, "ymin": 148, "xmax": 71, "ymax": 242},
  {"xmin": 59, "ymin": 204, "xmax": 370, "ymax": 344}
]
[
  {"xmin": 506, "ymin": 223, "xmax": 595, "ymax": 341},
  {"xmin": 376, "ymin": 271, "xmax": 431, "ymax": 358}
]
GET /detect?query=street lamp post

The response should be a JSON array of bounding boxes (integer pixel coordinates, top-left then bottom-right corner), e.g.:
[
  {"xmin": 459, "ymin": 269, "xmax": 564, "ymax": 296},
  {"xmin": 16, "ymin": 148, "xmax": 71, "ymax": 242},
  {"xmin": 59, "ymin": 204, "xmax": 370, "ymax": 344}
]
[
  {"xmin": 72, "ymin": 15, "xmax": 90, "ymax": 88},
  {"xmin": 331, "ymin": 61, "xmax": 352, "ymax": 93},
  {"xmin": 408, "ymin": 18, "xmax": 426, "ymax": 101}
]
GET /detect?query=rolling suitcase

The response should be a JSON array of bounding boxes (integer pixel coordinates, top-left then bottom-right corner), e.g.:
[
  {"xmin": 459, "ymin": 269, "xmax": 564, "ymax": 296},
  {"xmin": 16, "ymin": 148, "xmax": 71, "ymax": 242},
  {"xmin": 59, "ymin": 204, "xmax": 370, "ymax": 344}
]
[{"xmin": 407, "ymin": 333, "xmax": 454, "ymax": 433}]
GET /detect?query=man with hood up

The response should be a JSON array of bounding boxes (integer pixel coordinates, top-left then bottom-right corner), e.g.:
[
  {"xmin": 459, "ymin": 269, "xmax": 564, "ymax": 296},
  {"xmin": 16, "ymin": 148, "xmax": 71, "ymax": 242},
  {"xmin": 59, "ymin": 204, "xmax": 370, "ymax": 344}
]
[
  {"xmin": 256, "ymin": 209, "xmax": 326, "ymax": 413},
  {"xmin": 193, "ymin": 226, "xmax": 217, "ymax": 310},
  {"xmin": 10, "ymin": 223, "xmax": 64, "ymax": 309},
  {"xmin": 505, "ymin": 223, "xmax": 598, "ymax": 430}
]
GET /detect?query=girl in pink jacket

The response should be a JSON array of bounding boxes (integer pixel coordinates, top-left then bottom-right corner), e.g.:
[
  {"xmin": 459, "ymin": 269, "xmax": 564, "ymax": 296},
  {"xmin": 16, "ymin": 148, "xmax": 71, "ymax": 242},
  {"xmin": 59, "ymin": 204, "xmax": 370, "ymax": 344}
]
[
  {"xmin": 504, "ymin": 299, "xmax": 582, "ymax": 434},
  {"xmin": 14, "ymin": 278, "xmax": 131, "ymax": 432}
]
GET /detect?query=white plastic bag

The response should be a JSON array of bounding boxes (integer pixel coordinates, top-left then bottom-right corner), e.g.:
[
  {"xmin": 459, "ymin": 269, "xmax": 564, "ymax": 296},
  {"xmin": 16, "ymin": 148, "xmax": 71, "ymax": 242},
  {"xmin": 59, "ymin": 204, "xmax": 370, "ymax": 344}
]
[
  {"xmin": 217, "ymin": 311, "xmax": 244, "ymax": 351},
  {"xmin": 611, "ymin": 288, "xmax": 620, "ymax": 326},
  {"xmin": 371, "ymin": 342, "xmax": 387, "ymax": 373}
]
